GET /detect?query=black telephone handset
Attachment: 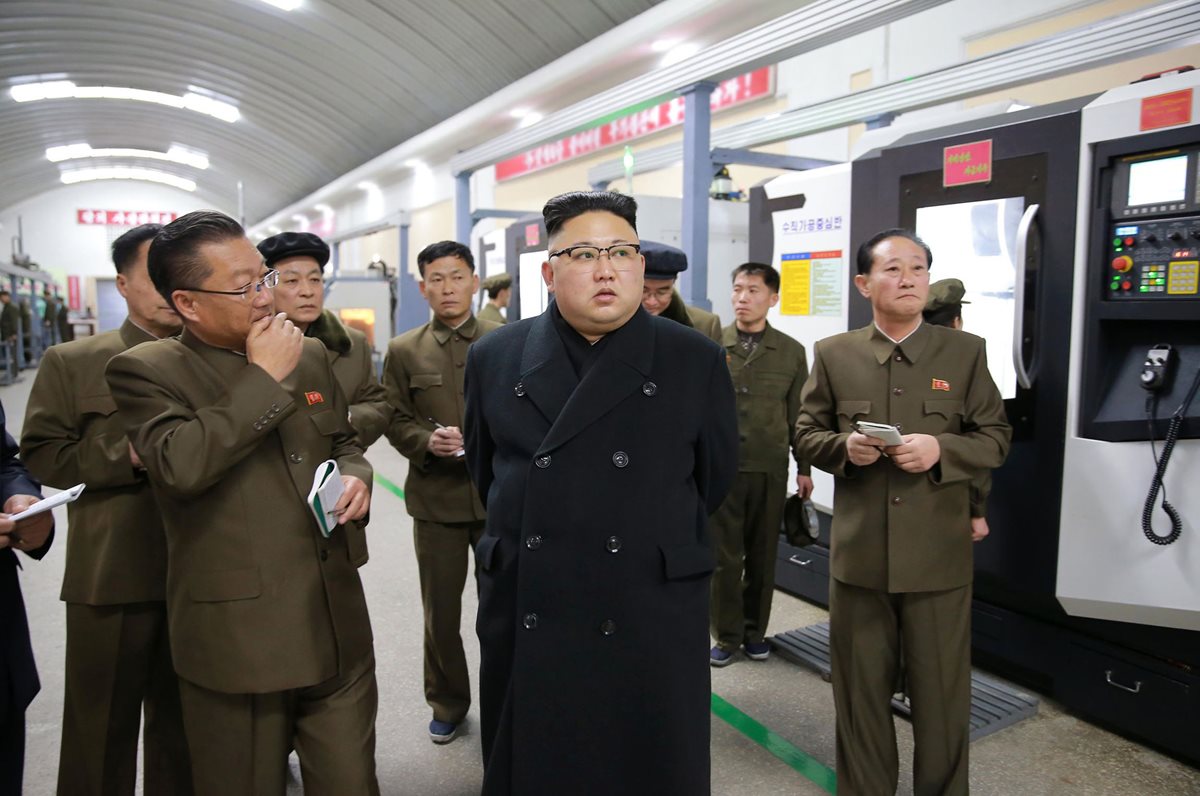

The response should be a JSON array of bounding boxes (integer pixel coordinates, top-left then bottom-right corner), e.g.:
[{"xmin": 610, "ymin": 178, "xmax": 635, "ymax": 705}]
[{"xmin": 1139, "ymin": 343, "xmax": 1175, "ymax": 392}]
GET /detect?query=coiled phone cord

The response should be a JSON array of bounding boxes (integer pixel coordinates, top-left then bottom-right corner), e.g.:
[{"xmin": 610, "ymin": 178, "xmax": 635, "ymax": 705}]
[{"xmin": 1142, "ymin": 366, "xmax": 1200, "ymax": 546}]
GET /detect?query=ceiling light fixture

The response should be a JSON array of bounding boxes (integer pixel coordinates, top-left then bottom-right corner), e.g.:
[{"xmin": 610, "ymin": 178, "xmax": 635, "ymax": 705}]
[
  {"xmin": 518, "ymin": 112, "xmax": 543, "ymax": 129},
  {"xmin": 46, "ymin": 143, "xmax": 209, "ymax": 169},
  {"xmin": 10, "ymin": 80, "xmax": 240, "ymax": 122},
  {"xmin": 59, "ymin": 167, "xmax": 196, "ymax": 192},
  {"xmin": 260, "ymin": 0, "xmax": 301, "ymax": 9},
  {"xmin": 651, "ymin": 38, "xmax": 681, "ymax": 53},
  {"xmin": 661, "ymin": 42, "xmax": 701, "ymax": 67},
  {"xmin": 403, "ymin": 158, "xmax": 426, "ymax": 169}
]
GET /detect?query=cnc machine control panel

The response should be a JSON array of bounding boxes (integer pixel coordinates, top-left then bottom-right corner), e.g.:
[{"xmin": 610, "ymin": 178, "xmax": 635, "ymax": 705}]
[{"xmin": 1107, "ymin": 218, "xmax": 1200, "ymax": 299}]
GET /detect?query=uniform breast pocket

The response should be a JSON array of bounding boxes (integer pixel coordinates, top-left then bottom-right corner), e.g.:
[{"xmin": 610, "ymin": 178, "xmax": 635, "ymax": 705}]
[
  {"xmin": 309, "ymin": 409, "xmax": 340, "ymax": 436},
  {"xmin": 835, "ymin": 401, "xmax": 871, "ymax": 433},
  {"xmin": 923, "ymin": 399, "xmax": 964, "ymax": 434},
  {"xmin": 757, "ymin": 372, "xmax": 792, "ymax": 400},
  {"xmin": 78, "ymin": 394, "xmax": 118, "ymax": 418},
  {"xmin": 410, "ymin": 374, "xmax": 442, "ymax": 392}
]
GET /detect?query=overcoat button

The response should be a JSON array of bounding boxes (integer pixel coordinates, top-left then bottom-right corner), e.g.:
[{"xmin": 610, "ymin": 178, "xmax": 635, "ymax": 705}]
[
  {"xmin": 642, "ymin": 381, "xmax": 657, "ymax": 396},
  {"xmin": 253, "ymin": 422, "xmax": 263, "ymax": 431},
  {"xmin": 535, "ymin": 455, "xmax": 551, "ymax": 469},
  {"xmin": 320, "ymin": 549, "xmax": 329, "ymax": 561},
  {"xmin": 740, "ymin": 386, "xmax": 750, "ymax": 394},
  {"xmin": 605, "ymin": 536, "xmax": 622, "ymax": 553},
  {"xmin": 600, "ymin": 619, "xmax": 616, "ymax": 636},
  {"xmin": 612, "ymin": 451, "xmax": 629, "ymax": 468},
  {"xmin": 289, "ymin": 453, "xmax": 303, "ymax": 464},
  {"xmin": 892, "ymin": 387, "xmax": 904, "ymax": 396},
  {"xmin": 523, "ymin": 613, "xmax": 539, "ymax": 630},
  {"xmin": 514, "ymin": 383, "xmax": 526, "ymax": 397},
  {"xmin": 526, "ymin": 535, "xmax": 543, "ymax": 550},
  {"xmin": 891, "ymin": 496, "xmax": 903, "ymax": 505},
  {"xmin": 894, "ymin": 354, "xmax": 904, "ymax": 362}
]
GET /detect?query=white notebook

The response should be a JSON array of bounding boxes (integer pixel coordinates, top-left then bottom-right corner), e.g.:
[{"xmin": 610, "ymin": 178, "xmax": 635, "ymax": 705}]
[{"xmin": 307, "ymin": 460, "xmax": 345, "ymax": 538}]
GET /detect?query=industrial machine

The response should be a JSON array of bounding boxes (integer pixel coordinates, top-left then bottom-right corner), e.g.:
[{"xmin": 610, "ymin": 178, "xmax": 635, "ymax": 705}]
[{"xmin": 759, "ymin": 70, "xmax": 1200, "ymax": 763}]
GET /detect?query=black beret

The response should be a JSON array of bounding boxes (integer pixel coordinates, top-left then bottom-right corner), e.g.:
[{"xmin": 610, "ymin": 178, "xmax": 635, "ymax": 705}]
[
  {"xmin": 258, "ymin": 231, "xmax": 331, "ymax": 269},
  {"xmin": 640, "ymin": 239, "xmax": 688, "ymax": 280}
]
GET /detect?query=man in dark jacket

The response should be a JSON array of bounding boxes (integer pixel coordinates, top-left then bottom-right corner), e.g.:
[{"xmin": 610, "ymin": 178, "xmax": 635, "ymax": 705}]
[
  {"xmin": 464, "ymin": 191, "xmax": 738, "ymax": 795},
  {"xmin": 0, "ymin": 399, "xmax": 55, "ymax": 795}
]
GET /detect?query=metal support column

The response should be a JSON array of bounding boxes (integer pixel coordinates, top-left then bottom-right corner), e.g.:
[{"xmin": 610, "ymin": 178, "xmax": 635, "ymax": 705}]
[
  {"xmin": 680, "ymin": 82, "xmax": 716, "ymax": 311},
  {"xmin": 455, "ymin": 171, "xmax": 473, "ymax": 244},
  {"xmin": 396, "ymin": 222, "xmax": 427, "ymax": 334}
]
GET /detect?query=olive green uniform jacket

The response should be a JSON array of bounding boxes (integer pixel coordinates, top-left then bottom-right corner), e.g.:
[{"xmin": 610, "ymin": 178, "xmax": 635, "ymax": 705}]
[
  {"xmin": 478, "ymin": 303, "xmax": 506, "ymax": 325},
  {"xmin": 21, "ymin": 320, "xmax": 168, "ymax": 605},
  {"xmin": 722, "ymin": 322, "xmax": 811, "ymax": 476},
  {"xmin": 658, "ymin": 290, "xmax": 722, "ymax": 343},
  {"xmin": 0, "ymin": 302, "xmax": 19, "ymax": 341},
  {"xmin": 105, "ymin": 330, "xmax": 374, "ymax": 694},
  {"xmin": 306, "ymin": 310, "xmax": 391, "ymax": 447},
  {"xmin": 794, "ymin": 323, "xmax": 1010, "ymax": 592},
  {"xmin": 383, "ymin": 315, "xmax": 501, "ymax": 522}
]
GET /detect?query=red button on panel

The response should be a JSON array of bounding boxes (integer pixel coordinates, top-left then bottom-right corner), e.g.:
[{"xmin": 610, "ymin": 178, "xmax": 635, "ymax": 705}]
[
  {"xmin": 1122, "ymin": 281, "xmax": 1132, "ymax": 290},
  {"xmin": 1111, "ymin": 256, "xmax": 1134, "ymax": 272},
  {"xmin": 1125, "ymin": 237, "xmax": 1135, "ymax": 246}
]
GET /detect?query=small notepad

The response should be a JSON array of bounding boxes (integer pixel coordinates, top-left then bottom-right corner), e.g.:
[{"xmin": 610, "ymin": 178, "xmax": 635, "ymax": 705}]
[{"xmin": 307, "ymin": 460, "xmax": 345, "ymax": 538}]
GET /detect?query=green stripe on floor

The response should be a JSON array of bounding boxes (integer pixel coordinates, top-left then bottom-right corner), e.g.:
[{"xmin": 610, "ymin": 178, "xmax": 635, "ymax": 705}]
[
  {"xmin": 711, "ymin": 692, "xmax": 837, "ymax": 793},
  {"xmin": 374, "ymin": 473, "xmax": 405, "ymax": 501}
]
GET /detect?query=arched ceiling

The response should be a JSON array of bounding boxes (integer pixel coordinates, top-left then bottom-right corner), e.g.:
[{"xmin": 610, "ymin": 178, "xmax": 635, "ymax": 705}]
[{"xmin": 0, "ymin": 0, "xmax": 670, "ymax": 221}]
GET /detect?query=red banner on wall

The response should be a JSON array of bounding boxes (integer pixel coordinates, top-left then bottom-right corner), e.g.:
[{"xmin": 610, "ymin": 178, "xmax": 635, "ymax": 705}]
[
  {"xmin": 67, "ymin": 276, "xmax": 81, "ymax": 311},
  {"xmin": 495, "ymin": 67, "xmax": 775, "ymax": 182},
  {"xmin": 77, "ymin": 209, "xmax": 178, "ymax": 226}
]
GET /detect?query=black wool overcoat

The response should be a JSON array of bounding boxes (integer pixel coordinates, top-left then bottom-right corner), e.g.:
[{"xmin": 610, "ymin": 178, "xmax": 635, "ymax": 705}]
[{"xmin": 464, "ymin": 305, "xmax": 738, "ymax": 796}]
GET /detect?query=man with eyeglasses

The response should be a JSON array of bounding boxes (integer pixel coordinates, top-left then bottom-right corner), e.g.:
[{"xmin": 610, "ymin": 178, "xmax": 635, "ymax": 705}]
[
  {"xmin": 105, "ymin": 210, "xmax": 379, "ymax": 795},
  {"xmin": 258, "ymin": 231, "xmax": 392, "ymax": 448},
  {"xmin": 638, "ymin": 240, "xmax": 723, "ymax": 342},
  {"xmin": 463, "ymin": 191, "xmax": 738, "ymax": 794},
  {"xmin": 22, "ymin": 223, "xmax": 192, "ymax": 795},
  {"xmin": 381, "ymin": 240, "xmax": 500, "ymax": 745}
]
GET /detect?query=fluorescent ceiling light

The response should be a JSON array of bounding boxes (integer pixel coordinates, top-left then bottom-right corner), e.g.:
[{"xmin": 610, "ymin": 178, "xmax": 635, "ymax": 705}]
[
  {"xmin": 509, "ymin": 108, "xmax": 530, "ymax": 119},
  {"xmin": 260, "ymin": 0, "xmax": 301, "ymax": 9},
  {"xmin": 661, "ymin": 42, "xmax": 701, "ymax": 67},
  {"xmin": 10, "ymin": 80, "xmax": 239, "ymax": 122},
  {"xmin": 403, "ymin": 158, "xmax": 426, "ymax": 169},
  {"xmin": 269, "ymin": 226, "xmax": 283, "ymax": 234},
  {"xmin": 651, "ymin": 38, "xmax": 681, "ymax": 53},
  {"xmin": 357, "ymin": 181, "xmax": 379, "ymax": 192},
  {"xmin": 46, "ymin": 143, "xmax": 209, "ymax": 169},
  {"xmin": 59, "ymin": 167, "xmax": 196, "ymax": 192},
  {"xmin": 518, "ymin": 112, "xmax": 543, "ymax": 129},
  {"xmin": 314, "ymin": 203, "xmax": 334, "ymax": 214}
]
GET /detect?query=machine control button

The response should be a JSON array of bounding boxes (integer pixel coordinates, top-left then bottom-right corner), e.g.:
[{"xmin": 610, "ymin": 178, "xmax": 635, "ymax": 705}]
[
  {"xmin": 1168, "ymin": 231, "xmax": 1184, "ymax": 243},
  {"xmin": 1122, "ymin": 281, "xmax": 1132, "ymax": 291},
  {"xmin": 1111, "ymin": 256, "xmax": 1134, "ymax": 272}
]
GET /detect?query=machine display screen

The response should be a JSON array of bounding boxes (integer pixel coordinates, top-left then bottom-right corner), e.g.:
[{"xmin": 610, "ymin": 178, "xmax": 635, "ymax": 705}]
[
  {"xmin": 1127, "ymin": 155, "xmax": 1188, "ymax": 207},
  {"xmin": 916, "ymin": 197, "xmax": 1022, "ymax": 400}
]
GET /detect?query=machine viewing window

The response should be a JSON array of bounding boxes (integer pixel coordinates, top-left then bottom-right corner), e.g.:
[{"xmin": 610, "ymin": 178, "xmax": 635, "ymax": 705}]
[
  {"xmin": 1127, "ymin": 154, "xmax": 1187, "ymax": 207},
  {"xmin": 916, "ymin": 197, "xmax": 1022, "ymax": 400}
]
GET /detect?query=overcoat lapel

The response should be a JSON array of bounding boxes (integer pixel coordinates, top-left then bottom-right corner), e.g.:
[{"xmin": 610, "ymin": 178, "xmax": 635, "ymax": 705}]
[
  {"xmin": 535, "ymin": 308, "xmax": 655, "ymax": 456},
  {"xmin": 518, "ymin": 311, "xmax": 577, "ymax": 427}
]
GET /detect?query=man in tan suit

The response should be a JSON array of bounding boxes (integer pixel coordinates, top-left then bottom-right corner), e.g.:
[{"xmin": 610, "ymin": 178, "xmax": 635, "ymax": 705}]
[
  {"xmin": 383, "ymin": 240, "xmax": 500, "ymax": 744},
  {"xmin": 257, "ymin": 231, "xmax": 392, "ymax": 447},
  {"xmin": 637, "ymin": 240, "xmax": 723, "ymax": 342},
  {"xmin": 105, "ymin": 210, "xmax": 377, "ymax": 796},
  {"xmin": 794, "ymin": 229, "xmax": 1011, "ymax": 796},
  {"xmin": 21, "ymin": 223, "xmax": 192, "ymax": 794}
]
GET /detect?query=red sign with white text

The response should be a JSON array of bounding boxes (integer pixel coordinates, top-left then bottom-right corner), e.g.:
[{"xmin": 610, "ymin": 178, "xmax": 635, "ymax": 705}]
[
  {"xmin": 67, "ymin": 276, "xmax": 81, "ymax": 311},
  {"xmin": 1140, "ymin": 89, "xmax": 1193, "ymax": 131},
  {"xmin": 77, "ymin": 209, "xmax": 178, "ymax": 226},
  {"xmin": 943, "ymin": 140, "xmax": 993, "ymax": 187},
  {"xmin": 495, "ymin": 67, "xmax": 775, "ymax": 182}
]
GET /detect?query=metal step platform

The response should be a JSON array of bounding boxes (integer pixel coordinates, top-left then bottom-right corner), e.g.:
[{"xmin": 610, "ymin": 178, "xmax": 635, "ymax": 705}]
[{"xmin": 772, "ymin": 622, "xmax": 1039, "ymax": 742}]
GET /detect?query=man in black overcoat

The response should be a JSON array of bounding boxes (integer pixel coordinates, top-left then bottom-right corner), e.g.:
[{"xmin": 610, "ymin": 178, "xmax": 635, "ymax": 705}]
[
  {"xmin": 464, "ymin": 191, "xmax": 738, "ymax": 795},
  {"xmin": 0, "ymin": 399, "xmax": 55, "ymax": 794}
]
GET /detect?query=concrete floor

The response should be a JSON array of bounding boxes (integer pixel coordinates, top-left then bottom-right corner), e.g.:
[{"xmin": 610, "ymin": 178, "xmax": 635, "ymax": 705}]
[{"xmin": 3, "ymin": 371, "xmax": 1198, "ymax": 796}]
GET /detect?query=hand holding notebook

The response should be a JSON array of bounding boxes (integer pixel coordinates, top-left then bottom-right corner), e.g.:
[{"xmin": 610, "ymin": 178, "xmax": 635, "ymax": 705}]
[{"xmin": 307, "ymin": 460, "xmax": 346, "ymax": 538}]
